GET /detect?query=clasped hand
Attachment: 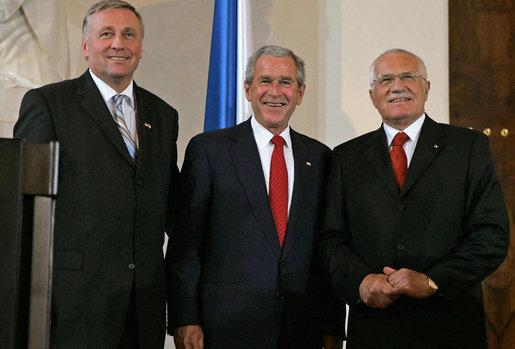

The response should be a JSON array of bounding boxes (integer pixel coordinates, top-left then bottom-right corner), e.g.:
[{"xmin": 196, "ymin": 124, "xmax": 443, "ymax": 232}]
[
  {"xmin": 173, "ymin": 325, "xmax": 204, "ymax": 349},
  {"xmin": 358, "ymin": 267, "xmax": 435, "ymax": 308}
]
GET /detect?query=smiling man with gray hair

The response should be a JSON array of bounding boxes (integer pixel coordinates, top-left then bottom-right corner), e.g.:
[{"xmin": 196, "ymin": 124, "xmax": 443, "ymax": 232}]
[{"xmin": 319, "ymin": 48, "xmax": 509, "ymax": 348}]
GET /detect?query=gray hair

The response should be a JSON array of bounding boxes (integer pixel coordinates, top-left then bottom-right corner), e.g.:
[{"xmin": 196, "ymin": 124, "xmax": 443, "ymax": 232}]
[
  {"xmin": 369, "ymin": 48, "xmax": 427, "ymax": 87},
  {"xmin": 245, "ymin": 45, "xmax": 306, "ymax": 87},
  {"xmin": 82, "ymin": 0, "xmax": 144, "ymax": 40}
]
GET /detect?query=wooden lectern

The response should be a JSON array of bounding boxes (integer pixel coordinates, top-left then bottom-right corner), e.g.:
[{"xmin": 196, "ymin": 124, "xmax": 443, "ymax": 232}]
[{"xmin": 0, "ymin": 138, "xmax": 59, "ymax": 349}]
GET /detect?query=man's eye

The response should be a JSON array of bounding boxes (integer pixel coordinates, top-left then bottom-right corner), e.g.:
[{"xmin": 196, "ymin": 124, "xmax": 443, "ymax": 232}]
[
  {"xmin": 380, "ymin": 76, "xmax": 393, "ymax": 84},
  {"xmin": 280, "ymin": 81, "xmax": 292, "ymax": 86},
  {"xmin": 401, "ymin": 74, "xmax": 415, "ymax": 81},
  {"xmin": 259, "ymin": 80, "xmax": 271, "ymax": 85},
  {"xmin": 124, "ymin": 32, "xmax": 136, "ymax": 38},
  {"xmin": 100, "ymin": 32, "xmax": 113, "ymax": 37}
]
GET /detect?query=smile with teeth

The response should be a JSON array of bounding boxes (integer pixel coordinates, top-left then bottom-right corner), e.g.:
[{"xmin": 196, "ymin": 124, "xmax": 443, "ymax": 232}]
[
  {"xmin": 390, "ymin": 98, "xmax": 410, "ymax": 103},
  {"xmin": 264, "ymin": 102, "xmax": 285, "ymax": 107},
  {"xmin": 109, "ymin": 56, "xmax": 128, "ymax": 61}
]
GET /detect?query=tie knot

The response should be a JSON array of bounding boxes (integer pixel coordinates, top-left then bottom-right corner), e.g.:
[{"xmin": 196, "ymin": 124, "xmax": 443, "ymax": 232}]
[
  {"xmin": 392, "ymin": 132, "xmax": 409, "ymax": 146},
  {"xmin": 271, "ymin": 135, "xmax": 285, "ymax": 147},
  {"xmin": 114, "ymin": 94, "xmax": 126, "ymax": 107}
]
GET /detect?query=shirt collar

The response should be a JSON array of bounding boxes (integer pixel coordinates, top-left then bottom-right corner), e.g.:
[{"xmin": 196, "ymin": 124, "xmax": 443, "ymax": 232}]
[
  {"xmin": 383, "ymin": 113, "xmax": 425, "ymax": 146},
  {"xmin": 88, "ymin": 69, "xmax": 135, "ymax": 108},
  {"xmin": 250, "ymin": 116, "xmax": 292, "ymax": 150}
]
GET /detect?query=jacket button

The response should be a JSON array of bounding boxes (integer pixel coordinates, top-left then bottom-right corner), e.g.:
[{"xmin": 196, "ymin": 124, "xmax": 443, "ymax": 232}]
[
  {"xmin": 128, "ymin": 263, "xmax": 136, "ymax": 270},
  {"xmin": 397, "ymin": 244, "xmax": 406, "ymax": 251},
  {"xmin": 396, "ymin": 204, "xmax": 404, "ymax": 211},
  {"xmin": 136, "ymin": 178, "xmax": 143, "ymax": 185}
]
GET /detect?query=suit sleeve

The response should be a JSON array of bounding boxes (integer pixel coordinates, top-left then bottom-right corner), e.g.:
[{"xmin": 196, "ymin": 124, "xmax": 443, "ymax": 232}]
[
  {"xmin": 425, "ymin": 133, "xmax": 509, "ymax": 299},
  {"xmin": 166, "ymin": 107, "xmax": 180, "ymax": 234},
  {"xmin": 166, "ymin": 135, "xmax": 210, "ymax": 332},
  {"xmin": 319, "ymin": 148, "xmax": 373, "ymax": 303},
  {"xmin": 14, "ymin": 88, "xmax": 56, "ymax": 142},
  {"xmin": 314, "ymin": 147, "xmax": 347, "ymax": 338}
]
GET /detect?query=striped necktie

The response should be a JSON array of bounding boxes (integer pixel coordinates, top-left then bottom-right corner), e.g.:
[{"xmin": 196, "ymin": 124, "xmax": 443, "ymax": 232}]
[
  {"xmin": 269, "ymin": 135, "xmax": 288, "ymax": 249},
  {"xmin": 113, "ymin": 94, "xmax": 137, "ymax": 162}
]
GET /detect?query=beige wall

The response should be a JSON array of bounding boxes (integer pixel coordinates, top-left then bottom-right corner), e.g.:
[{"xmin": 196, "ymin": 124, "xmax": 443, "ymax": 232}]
[
  {"xmin": 0, "ymin": 0, "xmax": 448, "ymax": 159},
  {"xmin": 318, "ymin": 0, "xmax": 449, "ymax": 149},
  {"xmin": 252, "ymin": 0, "xmax": 449, "ymax": 150},
  {"xmin": 0, "ymin": 0, "xmax": 214, "ymax": 167}
]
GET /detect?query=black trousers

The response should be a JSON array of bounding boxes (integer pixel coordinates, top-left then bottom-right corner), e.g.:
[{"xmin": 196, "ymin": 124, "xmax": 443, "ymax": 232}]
[
  {"xmin": 277, "ymin": 315, "xmax": 290, "ymax": 348},
  {"xmin": 118, "ymin": 283, "xmax": 139, "ymax": 349}
]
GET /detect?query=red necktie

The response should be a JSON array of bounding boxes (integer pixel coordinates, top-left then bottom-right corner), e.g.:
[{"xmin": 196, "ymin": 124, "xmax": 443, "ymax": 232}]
[
  {"xmin": 269, "ymin": 135, "xmax": 288, "ymax": 248},
  {"xmin": 390, "ymin": 132, "xmax": 409, "ymax": 190}
]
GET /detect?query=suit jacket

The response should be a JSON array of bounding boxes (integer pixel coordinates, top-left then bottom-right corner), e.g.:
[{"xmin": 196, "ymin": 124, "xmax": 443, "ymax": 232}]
[
  {"xmin": 319, "ymin": 115, "xmax": 509, "ymax": 349},
  {"xmin": 14, "ymin": 71, "xmax": 179, "ymax": 348},
  {"xmin": 166, "ymin": 119, "xmax": 344, "ymax": 348}
]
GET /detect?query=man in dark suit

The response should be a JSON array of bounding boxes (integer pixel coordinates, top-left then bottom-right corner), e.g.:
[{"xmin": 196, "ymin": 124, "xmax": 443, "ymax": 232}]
[
  {"xmin": 13, "ymin": 1, "xmax": 178, "ymax": 347},
  {"xmin": 167, "ymin": 45, "xmax": 344, "ymax": 349},
  {"xmin": 319, "ymin": 48, "xmax": 510, "ymax": 348}
]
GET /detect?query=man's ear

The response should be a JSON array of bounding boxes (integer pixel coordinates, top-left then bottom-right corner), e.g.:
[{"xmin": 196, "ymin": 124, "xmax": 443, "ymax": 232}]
[
  {"xmin": 296, "ymin": 84, "xmax": 306, "ymax": 105},
  {"xmin": 369, "ymin": 88, "xmax": 377, "ymax": 109},
  {"xmin": 244, "ymin": 81, "xmax": 251, "ymax": 102},
  {"xmin": 82, "ymin": 38, "xmax": 89, "ymax": 60}
]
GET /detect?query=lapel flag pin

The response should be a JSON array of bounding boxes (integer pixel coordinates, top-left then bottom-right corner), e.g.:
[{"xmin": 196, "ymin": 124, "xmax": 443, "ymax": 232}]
[
  {"xmin": 306, "ymin": 161, "xmax": 312, "ymax": 166},
  {"xmin": 433, "ymin": 144, "xmax": 438, "ymax": 149},
  {"xmin": 144, "ymin": 123, "xmax": 152, "ymax": 129}
]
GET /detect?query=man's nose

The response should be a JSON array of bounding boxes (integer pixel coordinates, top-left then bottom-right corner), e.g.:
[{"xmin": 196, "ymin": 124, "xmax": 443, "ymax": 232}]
[
  {"xmin": 391, "ymin": 76, "xmax": 406, "ymax": 91},
  {"xmin": 110, "ymin": 34, "xmax": 124, "ymax": 48},
  {"xmin": 268, "ymin": 81, "xmax": 280, "ymax": 95}
]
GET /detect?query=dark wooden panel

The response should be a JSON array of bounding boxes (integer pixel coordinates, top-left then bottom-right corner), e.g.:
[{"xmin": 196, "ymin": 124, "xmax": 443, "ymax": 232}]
[{"xmin": 450, "ymin": 1, "xmax": 514, "ymax": 348}]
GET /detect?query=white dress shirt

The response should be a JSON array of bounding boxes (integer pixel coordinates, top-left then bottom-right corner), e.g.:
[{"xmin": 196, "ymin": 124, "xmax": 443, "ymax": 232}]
[
  {"xmin": 251, "ymin": 116, "xmax": 294, "ymax": 213},
  {"xmin": 383, "ymin": 113, "xmax": 425, "ymax": 167},
  {"xmin": 89, "ymin": 69, "xmax": 138, "ymax": 147}
]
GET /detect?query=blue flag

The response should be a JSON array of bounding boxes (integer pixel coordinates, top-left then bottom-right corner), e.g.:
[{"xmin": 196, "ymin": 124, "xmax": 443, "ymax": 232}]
[{"xmin": 204, "ymin": 0, "xmax": 238, "ymax": 131}]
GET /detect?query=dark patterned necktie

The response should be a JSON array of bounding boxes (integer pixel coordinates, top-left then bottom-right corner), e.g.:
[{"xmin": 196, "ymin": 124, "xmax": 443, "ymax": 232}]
[
  {"xmin": 269, "ymin": 135, "xmax": 288, "ymax": 248},
  {"xmin": 390, "ymin": 132, "xmax": 409, "ymax": 190}
]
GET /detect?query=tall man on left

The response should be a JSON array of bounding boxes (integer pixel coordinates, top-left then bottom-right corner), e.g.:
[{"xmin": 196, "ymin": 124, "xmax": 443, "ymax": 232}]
[{"xmin": 13, "ymin": 1, "xmax": 179, "ymax": 347}]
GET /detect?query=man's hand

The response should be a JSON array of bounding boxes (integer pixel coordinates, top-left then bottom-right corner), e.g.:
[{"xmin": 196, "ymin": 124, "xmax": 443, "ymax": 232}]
[
  {"xmin": 359, "ymin": 273, "xmax": 399, "ymax": 308},
  {"xmin": 383, "ymin": 267, "xmax": 435, "ymax": 299},
  {"xmin": 173, "ymin": 325, "xmax": 204, "ymax": 349},
  {"xmin": 322, "ymin": 334, "xmax": 343, "ymax": 349}
]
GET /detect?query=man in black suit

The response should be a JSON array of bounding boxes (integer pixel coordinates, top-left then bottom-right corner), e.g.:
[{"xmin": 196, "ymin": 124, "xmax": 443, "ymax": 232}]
[
  {"xmin": 167, "ymin": 45, "xmax": 344, "ymax": 349},
  {"xmin": 13, "ymin": 1, "xmax": 178, "ymax": 347},
  {"xmin": 319, "ymin": 48, "xmax": 510, "ymax": 348}
]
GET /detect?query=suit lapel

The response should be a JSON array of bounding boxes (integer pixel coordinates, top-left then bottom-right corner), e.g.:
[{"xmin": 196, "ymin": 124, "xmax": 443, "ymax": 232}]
[
  {"xmin": 281, "ymin": 130, "xmax": 314, "ymax": 258},
  {"xmin": 364, "ymin": 127, "xmax": 399, "ymax": 196},
  {"xmin": 229, "ymin": 121, "xmax": 282, "ymax": 257},
  {"xmin": 77, "ymin": 71, "xmax": 135, "ymax": 166},
  {"xmin": 402, "ymin": 116, "xmax": 445, "ymax": 195},
  {"xmin": 133, "ymin": 83, "xmax": 154, "ymax": 171}
]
